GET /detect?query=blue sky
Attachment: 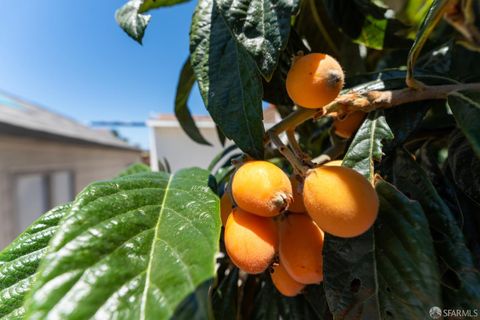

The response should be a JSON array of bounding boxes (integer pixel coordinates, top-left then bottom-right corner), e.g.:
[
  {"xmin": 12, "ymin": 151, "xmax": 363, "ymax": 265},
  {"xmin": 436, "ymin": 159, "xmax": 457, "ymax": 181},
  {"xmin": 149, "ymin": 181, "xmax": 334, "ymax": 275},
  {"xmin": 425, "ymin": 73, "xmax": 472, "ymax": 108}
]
[{"xmin": 0, "ymin": 1, "xmax": 206, "ymax": 149}]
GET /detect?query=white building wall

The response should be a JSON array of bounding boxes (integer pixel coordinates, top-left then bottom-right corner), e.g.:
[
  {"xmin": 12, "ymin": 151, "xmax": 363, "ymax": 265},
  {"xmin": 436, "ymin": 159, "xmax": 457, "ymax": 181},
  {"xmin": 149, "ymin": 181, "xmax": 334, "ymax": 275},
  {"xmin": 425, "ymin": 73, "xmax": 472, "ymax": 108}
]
[
  {"xmin": 148, "ymin": 116, "xmax": 281, "ymax": 173},
  {"xmin": 150, "ymin": 124, "xmax": 229, "ymax": 172}
]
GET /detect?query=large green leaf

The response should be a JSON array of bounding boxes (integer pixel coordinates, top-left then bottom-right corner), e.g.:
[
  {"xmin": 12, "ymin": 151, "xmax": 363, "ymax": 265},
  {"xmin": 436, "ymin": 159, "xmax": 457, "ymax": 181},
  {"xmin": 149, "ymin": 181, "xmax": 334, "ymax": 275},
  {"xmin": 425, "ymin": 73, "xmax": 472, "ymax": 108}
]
[
  {"xmin": 392, "ymin": 148, "xmax": 480, "ymax": 309},
  {"xmin": 0, "ymin": 204, "xmax": 71, "ymax": 320},
  {"xmin": 374, "ymin": 181, "xmax": 441, "ymax": 318},
  {"xmin": 116, "ymin": 0, "xmax": 191, "ymax": 44},
  {"xmin": 190, "ymin": 0, "xmax": 265, "ymax": 159},
  {"xmin": 448, "ymin": 90, "xmax": 480, "ymax": 157},
  {"xmin": 342, "ymin": 110, "xmax": 394, "ymax": 183},
  {"xmin": 322, "ymin": 230, "xmax": 378, "ymax": 318},
  {"xmin": 216, "ymin": 0, "xmax": 299, "ymax": 79},
  {"xmin": 323, "ymin": 181, "xmax": 441, "ymax": 319},
  {"xmin": 24, "ymin": 170, "xmax": 221, "ymax": 320},
  {"xmin": 175, "ymin": 58, "xmax": 212, "ymax": 146}
]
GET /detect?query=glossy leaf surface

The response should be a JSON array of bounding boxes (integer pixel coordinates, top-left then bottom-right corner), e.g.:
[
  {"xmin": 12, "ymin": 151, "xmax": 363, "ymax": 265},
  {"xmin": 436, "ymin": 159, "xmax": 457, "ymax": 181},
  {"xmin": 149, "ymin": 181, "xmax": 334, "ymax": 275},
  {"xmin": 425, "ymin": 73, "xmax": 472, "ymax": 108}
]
[
  {"xmin": 0, "ymin": 205, "xmax": 71, "ymax": 320},
  {"xmin": 24, "ymin": 170, "xmax": 221, "ymax": 320},
  {"xmin": 190, "ymin": 0, "xmax": 265, "ymax": 159}
]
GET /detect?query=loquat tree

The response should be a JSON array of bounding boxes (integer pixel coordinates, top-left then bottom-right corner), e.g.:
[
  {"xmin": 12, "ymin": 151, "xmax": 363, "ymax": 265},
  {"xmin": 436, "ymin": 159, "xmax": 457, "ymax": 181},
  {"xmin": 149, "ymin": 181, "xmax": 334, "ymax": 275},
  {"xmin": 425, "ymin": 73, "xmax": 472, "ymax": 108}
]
[{"xmin": 1, "ymin": 0, "xmax": 480, "ymax": 319}]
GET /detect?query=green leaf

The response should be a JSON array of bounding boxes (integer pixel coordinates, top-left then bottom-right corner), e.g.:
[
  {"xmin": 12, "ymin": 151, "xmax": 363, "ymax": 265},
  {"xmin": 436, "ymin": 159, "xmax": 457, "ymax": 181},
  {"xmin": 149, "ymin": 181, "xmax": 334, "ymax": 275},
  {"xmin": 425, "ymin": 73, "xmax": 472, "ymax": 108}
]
[
  {"xmin": 342, "ymin": 110, "xmax": 394, "ymax": 183},
  {"xmin": 374, "ymin": 181, "xmax": 441, "ymax": 318},
  {"xmin": 303, "ymin": 284, "xmax": 331, "ymax": 319},
  {"xmin": 24, "ymin": 169, "xmax": 221, "ymax": 320},
  {"xmin": 261, "ymin": 31, "xmax": 303, "ymax": 106},
  {"xmin": 116, "ymin": 163, "xmax": 151, "ymax": 178},
  {"xmin": 190, "ymin": 0, "xmax": 265, "ymax": 159},
  {"xmin": 216, "ymin": 0, "xmax": 299, "ymax": 79},
  {"xmin": 448, "ymin": 90, "xmax": 480, "ymax": 157},
  {"xmin": 392, "ymin": 148, "xmax": 480, "ymax": 309},
  {"xmin": 322, "ymin": 230, "xmax": 378, "ymax": 318},
  {"xmin": 211, "ymin": 268, "xmax": 238, "ymax": 320},
  {"xmin": 216, "ymin": 125, "xmax": 226, "ymax": 146},
  {"xmin": 391, "ymin": 0, "xmax": 434, "ymax": 32},
  {"xmin": 0, "ymin": 204, "xmax": 71, "ymax": 320},
  {"xmin": 116, "ymin": 0, "xmax": 191, "ymax": 44},
  {"xmin": 208, "ymin": 144, "xmax": 238, "ymax": 172},
  {"xmin": 115, "ymin": 0, "xmax": 152, "ymax": 44},
  {"xmin": 175, "ymin": 58, "xmax": 212, "ymax": 146},
  {"xmin": 323, "ymin": 181, "xmax": 441, "ymax": 318}
]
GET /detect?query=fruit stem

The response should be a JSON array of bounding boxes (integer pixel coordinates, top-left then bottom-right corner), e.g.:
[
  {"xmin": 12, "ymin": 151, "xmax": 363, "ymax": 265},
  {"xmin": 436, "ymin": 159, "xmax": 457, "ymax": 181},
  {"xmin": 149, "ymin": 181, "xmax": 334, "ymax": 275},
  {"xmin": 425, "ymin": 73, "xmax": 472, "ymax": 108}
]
[
  {"xmin": 266, "ymin": 106, "xmax": 321, "ymax": 143},
  {"xmin": 268, "ymin": 132, "xmax": 309, "ymax": 176},
  {"xmin": 286, "ymin": 129, "xmax": 314, "ymax": 166}
]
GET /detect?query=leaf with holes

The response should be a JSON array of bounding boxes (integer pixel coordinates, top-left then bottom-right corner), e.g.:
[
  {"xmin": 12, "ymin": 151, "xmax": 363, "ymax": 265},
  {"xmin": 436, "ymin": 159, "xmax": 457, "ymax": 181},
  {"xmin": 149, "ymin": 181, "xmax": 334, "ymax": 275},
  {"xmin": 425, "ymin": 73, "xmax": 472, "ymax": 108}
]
[
  {"xmin": 24, "ymin": 170, "xmax": 221, "ymax": 320},
  {"xmin": 190, "ymin": 0, "xmax": 265, "ymax": 159},
  {"xmin": 216, "ymin": 0, "xmax": 300, "ymax": 80},
  {"xmin": 0, "ymin": 204, "xmax": 71, "ymax": 320},
  {"xmin": 323, "ymin": 181, "xmax": 441, "ymax": 318}
]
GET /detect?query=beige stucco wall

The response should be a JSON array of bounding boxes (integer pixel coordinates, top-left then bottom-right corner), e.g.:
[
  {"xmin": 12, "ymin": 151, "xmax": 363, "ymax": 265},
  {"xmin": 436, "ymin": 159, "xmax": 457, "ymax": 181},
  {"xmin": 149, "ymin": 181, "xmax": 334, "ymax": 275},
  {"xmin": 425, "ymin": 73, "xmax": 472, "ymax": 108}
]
[{"xmin": 0, "ymin": 135, "xmax": 141, "ymax": 249}]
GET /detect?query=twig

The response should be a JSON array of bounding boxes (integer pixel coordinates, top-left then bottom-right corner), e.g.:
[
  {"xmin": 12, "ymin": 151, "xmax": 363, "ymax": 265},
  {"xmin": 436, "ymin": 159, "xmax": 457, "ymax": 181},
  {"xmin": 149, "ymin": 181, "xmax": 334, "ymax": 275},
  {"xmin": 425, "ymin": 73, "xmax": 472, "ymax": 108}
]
[
  {"xmin": 267, "ymin": 107, "xmax": 319, "ymax": 140},
  {"xmin": 266, "ymin": 82, "xmax": 480, "ymax": 139},
  {"xmin": 286, "ymin": 129, "xmax": 313, "ymax": 167},
  {"xmin": 324, "ymin": 83, "xmax": 480, "ymax": 114},
  {"xmin": 264, "ymin": 82, "xmax": 480, "ymax": 174},
  {"xmin": 269, "ymin": 132, "xmax": 309, "ymax": 176}
]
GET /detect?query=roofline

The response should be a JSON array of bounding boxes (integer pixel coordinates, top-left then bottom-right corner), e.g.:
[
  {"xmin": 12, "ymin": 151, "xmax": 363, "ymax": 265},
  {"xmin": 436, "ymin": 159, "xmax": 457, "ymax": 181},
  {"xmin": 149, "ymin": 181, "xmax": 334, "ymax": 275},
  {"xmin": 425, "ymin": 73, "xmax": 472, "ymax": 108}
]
[
  {"xmin": 146, "ymin": 119, "xmax": 278, "ymax": 128},
  {"xmin": 0, "ymin": 89, "xmax": 83, "ymax": 125},
  {"xmin": 146, "ymin": 119, "xmax": 216, "ymax": 128},
  {"xmin": 0, "ymin": 122, "xmax": 142, "ymax": 152}
]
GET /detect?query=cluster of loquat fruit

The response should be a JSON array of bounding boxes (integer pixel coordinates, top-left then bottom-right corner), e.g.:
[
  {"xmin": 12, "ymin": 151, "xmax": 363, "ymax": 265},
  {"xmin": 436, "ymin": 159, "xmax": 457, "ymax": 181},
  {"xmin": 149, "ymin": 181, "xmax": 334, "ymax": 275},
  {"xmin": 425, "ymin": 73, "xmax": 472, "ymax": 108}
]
[{"xmin": 219, "ymin": 53, "xmax": 379, "ymax": 297}]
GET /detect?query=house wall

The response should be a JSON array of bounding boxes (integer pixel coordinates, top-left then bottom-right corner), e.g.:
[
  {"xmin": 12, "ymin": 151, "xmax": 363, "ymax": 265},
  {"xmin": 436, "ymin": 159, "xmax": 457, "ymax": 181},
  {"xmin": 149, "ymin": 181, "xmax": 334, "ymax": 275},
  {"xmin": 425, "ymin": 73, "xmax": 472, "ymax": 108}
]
[
  {"xmin": 0, "ymin": 135, "xmax": 141, "ymax": 249},
  {"xmin": 150, "ymin": 126, "xmax": 231, "ymax": 172},
  {"xmin": 149, "ymin": 120, "xmax": 279, "ymax": 173}
]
